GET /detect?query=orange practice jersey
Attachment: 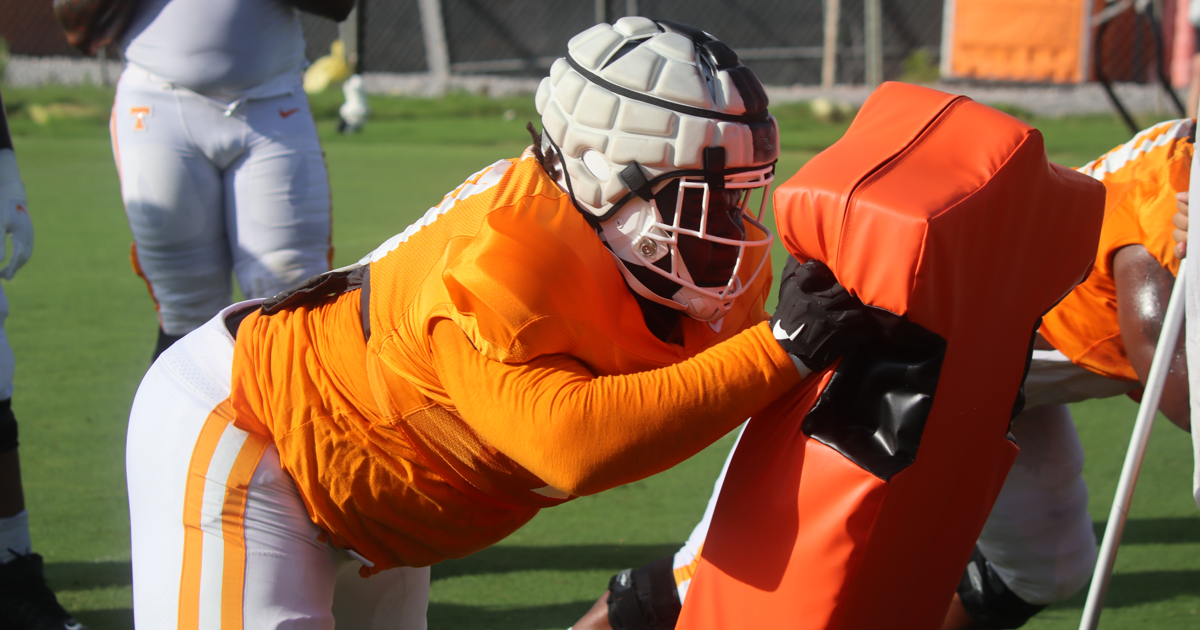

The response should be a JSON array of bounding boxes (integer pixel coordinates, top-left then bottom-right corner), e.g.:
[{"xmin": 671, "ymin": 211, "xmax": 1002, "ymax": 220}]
[
  {"xmin": 1040, "ymin": 119, "xmax": 1191, "ymax": 382},
  {"xmin": 227, "ymin": 151, "xmax": 800, "ymax": 573}
]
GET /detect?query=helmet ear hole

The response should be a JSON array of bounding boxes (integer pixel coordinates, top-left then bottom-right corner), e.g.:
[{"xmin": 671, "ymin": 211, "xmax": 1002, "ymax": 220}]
[{"xmin": 582, "ymin": 150, "xmax": 611, "ymax": 181}]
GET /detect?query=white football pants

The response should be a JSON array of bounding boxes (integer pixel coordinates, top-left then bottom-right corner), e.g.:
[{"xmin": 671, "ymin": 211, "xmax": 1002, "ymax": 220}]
[
  {"xmin": 111, "ymin": 66, "xmax": 332, "ymax": 336},
  {"xmin": 126, "ymin": 301, "xmax": 429, "ymax": 630},
  {"xmin": 0, "ymin": 283, "xmax": 13, "ymax": 400},
  {"xmin": 673, "ymin": 351, "xmax": 1113, "ymax": 606}
]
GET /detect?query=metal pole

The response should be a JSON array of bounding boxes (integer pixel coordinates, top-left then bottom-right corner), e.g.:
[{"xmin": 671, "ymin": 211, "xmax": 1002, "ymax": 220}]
[
  {"xmin": 339, "ymin": 7, "xmax": 359, "ymax": 72},
  {"xmin": 626, "ymin": 0, "xmax": 638, "ymax": 17},
  {"xmin": 1078, "ymin": 262, "xmax": 1188, "ymax": 629},
  {"xmin": 596, "ymin": 0, "xmax": 606, "ymax": 24},
  {"xmin": 940, "ymin": 0, "xmax": 957, "ymax": 80},
  {"xmin": 97, "ymin": 46, "xmax": 109, "ymax": 86},
  {"xmin": 822, "ymin": 0, "xmax": 841, "ymax": 89},
  {"xmin": 1079, "ymin": 0, "xmax": 1095, "ymax": 83},
  {"xmin": 864, "ymin": 0, "xmax": 883, "ymax": 88},
  {"xmin": 417, "ymin": 0, "xmax": 450, "ymax": 96}
]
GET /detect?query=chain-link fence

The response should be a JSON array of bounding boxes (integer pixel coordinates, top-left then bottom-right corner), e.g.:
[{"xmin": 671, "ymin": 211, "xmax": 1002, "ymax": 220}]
[
  {"xmin": 1090, "ymin": 0, "xmax": 1187, "ymax": 131},
  {"xmin": 330, "ymin": 0, "xmax": 943, "ymax": 85},
  {"xmin": 4, "ymin": 0, "xmax": 943, "ymax": 88},
  {"xmin": 0, "ymin": 0, "xmax": 1187, "ymax": 97}
]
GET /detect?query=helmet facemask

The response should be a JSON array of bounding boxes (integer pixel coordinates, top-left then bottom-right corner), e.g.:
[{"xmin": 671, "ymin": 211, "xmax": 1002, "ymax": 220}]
[
  {"xmin": 598, "ymin": 150, "xmax": 774, "ymax": 323},
  {"xmin": 536, "ymin": 16, "xmax": 780, "ymax": 324}
]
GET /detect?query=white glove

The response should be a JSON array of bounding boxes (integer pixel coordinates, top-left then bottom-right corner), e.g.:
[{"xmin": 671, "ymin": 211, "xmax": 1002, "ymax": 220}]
[{"xmin": 0, "ymin": 150, "xmax": 33, "ymax": 280}]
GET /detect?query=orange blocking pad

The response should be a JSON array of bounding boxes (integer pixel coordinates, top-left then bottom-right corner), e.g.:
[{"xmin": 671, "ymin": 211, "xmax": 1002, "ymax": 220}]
[
  {"xmin": 677, "ymin": 82, "xmax": 1105, "ymax": 630},
  {"xmin": 944, "ymin": 0, "xmax": 1092, "ymax": 83}
]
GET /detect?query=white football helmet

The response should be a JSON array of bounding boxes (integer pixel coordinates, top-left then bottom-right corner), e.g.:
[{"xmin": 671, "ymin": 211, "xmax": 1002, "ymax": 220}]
[{"xmin": 536, "ymin": 17, "xmax": 779, "ymax": 323}]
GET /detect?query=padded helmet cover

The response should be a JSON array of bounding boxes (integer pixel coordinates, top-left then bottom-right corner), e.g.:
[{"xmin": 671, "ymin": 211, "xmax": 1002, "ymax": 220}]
[{"xmin": 536, "ymin": 17, "xmax": 781, "ymax": 322}]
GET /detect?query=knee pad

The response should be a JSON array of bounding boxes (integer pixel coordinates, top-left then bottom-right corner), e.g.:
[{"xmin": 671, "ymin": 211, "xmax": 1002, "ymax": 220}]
[
  {"xmin": 607, "ymin": 555, "xmax": 681, "ymax": 630},
  {"xmin": 0, "ymin": 398, "xmax": 17, "ymax": 454},
  {"xmin": 958, "ymin": 546, "xmax": 1046, "ymax": 629}
]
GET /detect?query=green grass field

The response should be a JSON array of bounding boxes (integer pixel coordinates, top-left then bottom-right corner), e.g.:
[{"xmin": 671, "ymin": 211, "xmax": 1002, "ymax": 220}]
[{"xmin": 4, "ymin": 84, "xmax": 1199, "ymax": 628}]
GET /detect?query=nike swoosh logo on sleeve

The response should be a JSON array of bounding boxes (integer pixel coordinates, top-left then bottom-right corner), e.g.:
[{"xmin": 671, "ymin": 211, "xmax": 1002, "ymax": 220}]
[{"xmin": 279, "ymin": 108, "xmax": 301, "ymax": 118}]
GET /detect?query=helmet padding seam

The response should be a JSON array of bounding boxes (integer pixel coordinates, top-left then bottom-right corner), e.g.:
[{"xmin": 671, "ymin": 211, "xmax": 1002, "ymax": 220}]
[{"xmin": 565, "ymin": 55, "xmax": 770, "ymax": 124}]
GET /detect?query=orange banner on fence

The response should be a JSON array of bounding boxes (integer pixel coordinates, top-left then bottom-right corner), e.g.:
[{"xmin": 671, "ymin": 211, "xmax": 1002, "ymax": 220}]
[{"xmin": 947, "ymin": 0, "xmax": 1092, "ymax": 83}]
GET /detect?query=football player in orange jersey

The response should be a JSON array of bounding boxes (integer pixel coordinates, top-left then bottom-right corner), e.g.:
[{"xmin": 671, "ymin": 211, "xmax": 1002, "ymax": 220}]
[
  {"xmin": 123, "ymin": 18, "xmax": 880, "ymax": 629},
  {"xmin": 572, "ymin": 118, "xmax": 1194, "ymax": 630}
]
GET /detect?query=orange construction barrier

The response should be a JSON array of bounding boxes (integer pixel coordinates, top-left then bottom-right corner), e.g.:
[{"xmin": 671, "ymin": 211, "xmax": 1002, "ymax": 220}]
[{"xmin": 675, "ymin": 82, "xmax": 1106, "ymax": 630}]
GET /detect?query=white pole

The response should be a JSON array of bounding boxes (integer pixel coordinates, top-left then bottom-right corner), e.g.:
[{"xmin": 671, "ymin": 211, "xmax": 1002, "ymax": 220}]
[
  {"xmin": 822, "ymin": 0, "xmax": 841, "ymax": 89},
  {"xmin": 97, "ymin": 46, "xmax": 109, "ymax": 86},
  {"xmin": 339, "ymin": 7, "xmax": 359, "ymax": 72},
  {"xmin": 417, "ymin": 0, "xmax": 450, "ymax": 96},
  {"xmin": 626, "ymin": 0, "xmax": 638, "ymax": 16},
  {"xmin": 940, "ymin": 0, "xmax": 957, "ymax": 80},
  {"xmin": 1078, "ymin": 262, "xmax": 1188, "ymax": 629},
  {"xmin": 596, "ymin": 0, "xmax": 606, "ymax": 24},
  {"xmin": 864, "ymin": 0, "xmax": 883, "ymax": 88},
  {"xmin": 1078, "ymin": 0, "xmax": 1095, "ymax": 84}
]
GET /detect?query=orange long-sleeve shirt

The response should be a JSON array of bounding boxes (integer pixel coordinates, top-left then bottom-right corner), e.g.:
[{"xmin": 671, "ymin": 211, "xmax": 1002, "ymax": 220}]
[
  {"xmin": 429, "ymin": 318, "xmax": 799, "ymax": 498},
  {"xmin": 229, "ymin": 150, "xmax": 798, "ymax": 572},
  {"xmin": 1040, "ymin": 119, "xmax": 1190, "ymax": 381}
]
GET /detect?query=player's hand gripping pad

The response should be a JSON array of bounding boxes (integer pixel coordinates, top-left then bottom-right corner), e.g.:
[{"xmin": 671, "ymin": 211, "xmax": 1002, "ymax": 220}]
[{"xmin": 676, "ymin": 82, "xmax": 1105, "ymax": 630}]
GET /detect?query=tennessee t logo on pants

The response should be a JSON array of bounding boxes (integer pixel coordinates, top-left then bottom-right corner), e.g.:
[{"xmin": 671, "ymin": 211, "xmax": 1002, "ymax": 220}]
[{"xmin": 129, "ymin": 106, "xmax": 151, "ymax": 131}]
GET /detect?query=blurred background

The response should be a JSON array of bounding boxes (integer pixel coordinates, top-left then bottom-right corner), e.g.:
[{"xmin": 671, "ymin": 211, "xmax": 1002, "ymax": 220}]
[
  {"xmin": 1, "ymin": 0, "xmax": 1196, "ymax": 125},
  {"xmin": 1, "ymin": 2, "xmax": 1199, "ymax": 629}
]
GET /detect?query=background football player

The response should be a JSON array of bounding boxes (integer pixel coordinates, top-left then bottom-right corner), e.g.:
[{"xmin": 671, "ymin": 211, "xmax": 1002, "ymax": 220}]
[
  {"xmin": 0, "ymin": 87, "xmax": 85, "ymax": 630},
  {"xmin": 123, "ymin": 19, "xmax": 880, "ymax": 628},
  {"xmin": 572, "ymin": 117, "xmax": 1193, "ymax": 630},
  {"xmin": 55, "ymin": 0, "xmax": 353, "ymax": 359}
]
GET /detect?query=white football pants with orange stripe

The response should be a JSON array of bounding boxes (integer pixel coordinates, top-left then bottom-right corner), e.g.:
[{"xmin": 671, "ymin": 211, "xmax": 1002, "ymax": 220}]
[
  {"xmin": 111, "ymin": 66, "xmax": 332, "ymax": 336},
  {"xmin": 0, "ymin": 284, "xmax": 14, "ymax": 400},
  {"xmin": 672, "ymin": 350, "xmax": 1119, "ymax": 607},
  {"xmin": 126, "ymin": 301, "xmax": 430, "ymax": 629}
]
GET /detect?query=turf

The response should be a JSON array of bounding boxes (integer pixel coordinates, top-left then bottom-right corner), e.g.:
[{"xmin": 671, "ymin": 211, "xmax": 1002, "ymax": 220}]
[{"xmin": 4, "ymin": 85, "xmax": 1198, "ymax": 628}]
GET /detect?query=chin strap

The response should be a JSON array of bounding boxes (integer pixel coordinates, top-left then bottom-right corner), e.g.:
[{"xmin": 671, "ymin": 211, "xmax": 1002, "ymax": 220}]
[
  {"xmin": 605, "ymin": 249, "xmax": 688, "ymax": 313},
  {"xmin": 607, "ymin": 249, "xmax": 732, "ymax": 323}
]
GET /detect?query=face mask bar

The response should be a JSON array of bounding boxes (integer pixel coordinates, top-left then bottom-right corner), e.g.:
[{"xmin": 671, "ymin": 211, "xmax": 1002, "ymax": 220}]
[{"xmin": 630, "ymin": 165, "xmax": 776, "ymax": 312}]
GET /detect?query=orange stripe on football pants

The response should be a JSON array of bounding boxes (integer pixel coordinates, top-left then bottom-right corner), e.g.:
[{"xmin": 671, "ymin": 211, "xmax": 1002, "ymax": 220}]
[
  {"xmin": 178, "ymin": 399, "xmax": 270, "ymax": 630},
  {"xmin": 673, "ymin": 545, "xmax": 702, "ymax": 588},
  {"xmin": 129, "ymin": 243, "xmax": 162, "ymax": 317}
]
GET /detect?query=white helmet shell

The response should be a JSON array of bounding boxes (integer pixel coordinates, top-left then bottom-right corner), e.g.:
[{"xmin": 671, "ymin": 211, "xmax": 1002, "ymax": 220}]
[{"xmin": 536, "ymin": 18, "xmax": 779, "ymax": 323}]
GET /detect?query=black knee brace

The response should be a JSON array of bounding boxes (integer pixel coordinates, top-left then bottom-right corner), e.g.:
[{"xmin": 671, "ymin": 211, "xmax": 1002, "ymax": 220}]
[
  {"xmin": 0, "ymin": 398, "xmax": 16, "ymax": 454},
  {"xmin": 957, "ymin": 546, "xmax": 1046, "ymax": 629},
  {"xmin": 607, "ymin": 555, "xmax": 682, "ymax": 630}
]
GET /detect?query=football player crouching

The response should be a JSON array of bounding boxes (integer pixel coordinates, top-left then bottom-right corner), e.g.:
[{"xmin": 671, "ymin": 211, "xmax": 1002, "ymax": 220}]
[
  {"xmin": 573, "ymin": 117, "xmax": 1195, "ymax": 630},
  {"xmin": 123, "ymin": 18, "xmax": 880, "ymax": 628}
]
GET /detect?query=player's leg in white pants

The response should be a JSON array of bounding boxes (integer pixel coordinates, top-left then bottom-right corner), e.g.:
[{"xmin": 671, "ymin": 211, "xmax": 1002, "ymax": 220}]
[
  {"xmin": 111, "ymin": 67, "xmax": 331, "ymax": 338},
  {"xmin": 126, "ymin": 302, "xmax": 428, "ymax": 630},
  {"xmin": 0, "ymin": 285, "xmax": 14, "ymax": 401},
  {"xmin": 0, "ymin": 281, "xmax": 24, "ymax": 557},
  {"xmin": 975, "ymin": 403, "xmax": 1096, "ymax": 605},
  {"xmin": 224, "ymin": 82, "xmax": 332, "ymax": 301},
  {"xmin": 671, "ymin": 427, "xmax": 743, "ymax": 603}
]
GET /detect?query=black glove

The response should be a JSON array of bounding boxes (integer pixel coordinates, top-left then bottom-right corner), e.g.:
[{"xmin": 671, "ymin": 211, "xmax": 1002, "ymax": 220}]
[{"xmin": 770, "ymin": 256, "xmax": 880, "ymax": 373}]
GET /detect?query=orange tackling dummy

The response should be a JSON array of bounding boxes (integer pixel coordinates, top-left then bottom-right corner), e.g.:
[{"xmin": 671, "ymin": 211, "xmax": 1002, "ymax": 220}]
[{"xmin": 676, "ymin": 82, "xmax": 1106, "ymax": 630}]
